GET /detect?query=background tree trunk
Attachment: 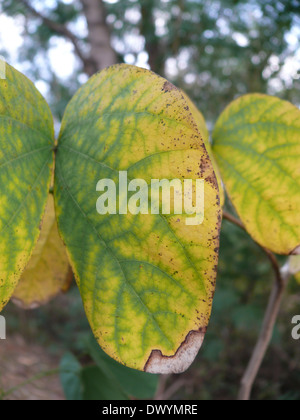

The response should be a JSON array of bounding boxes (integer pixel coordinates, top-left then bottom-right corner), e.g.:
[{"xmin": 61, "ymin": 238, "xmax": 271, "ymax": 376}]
[
  {"xmin": 80, "ymin": 0, "xmax": 117, "ymax": 74},
  {"xmin": 140, "ymin": 0, "xmax": 164, "ymax": 75}
]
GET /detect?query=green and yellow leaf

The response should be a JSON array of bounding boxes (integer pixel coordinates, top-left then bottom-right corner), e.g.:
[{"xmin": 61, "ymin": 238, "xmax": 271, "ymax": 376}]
[
  {"xmin": 212, "ymin": 94, "xmax": 300, "ymax": 255},
  {"xmin": 182, "ymin": 92, "xmax": 225, "ymax": 206},
  {"xmin": 55, "ymin": 64, "xmax": 221, "ymax": 373},
  {"xmin": 12, "ymin": 194, "xmax": 72, "ymax": 309},
  {"xmin": 0, "ymin": 61, "xmax": 54, "ymax": 310}
]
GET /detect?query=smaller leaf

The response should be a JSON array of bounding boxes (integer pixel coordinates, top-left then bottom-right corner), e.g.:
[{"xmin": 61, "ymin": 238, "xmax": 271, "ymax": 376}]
[
  {"xmin": 0, "ymin": 62, "xmax": 54, "ymax": 311},
  {"xmin": 60, "ymin": 336, "xmax": 159, "ymax": 401},
  {"xmin": 60, "ymin": 353, "xmax": 83, "ymax": 401},
  {"xmin": 12, "ymin": 195, "xmax": 72, "ymax": 309},
  {"xmin": 81, "ymin": 367, "xmax": 128, "ymax": 401},
  {"xmin": 212, "ymin": 94, "xmax": 300, "ymax": 255},
  {"xmin": 60, "ymin": 353, "xmax": 129, "ymax": 400}
]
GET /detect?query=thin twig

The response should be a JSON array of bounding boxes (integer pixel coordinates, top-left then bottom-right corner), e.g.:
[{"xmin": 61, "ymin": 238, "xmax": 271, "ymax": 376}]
[
  {"xmin": 161, "ymin": 378, "xmax": 189, "ymax": 400},
  {"xmin": 222, "ymin": 210, "xmax": 290, "ymax": 400},
  {"xmin": 222, "ymin": 211, "xmax": 245, "ymax": 231},
  {"xmin": 156, "ymin": 377, "xmax": 189, "ymax": 400},
  {"xmin": 154, "ymin": 374, "xmax": 170, "ymax": 400},
  {"xmin": 262, "ymin": 247, "xmax": 283, "ymax": 288},
  {"xmin": 18, "ymin": 0, "xmax": 91, "ymax": 72},
  {"xmin": 238, "ymin": 275, "xmax": 289, "ymax": 400}
]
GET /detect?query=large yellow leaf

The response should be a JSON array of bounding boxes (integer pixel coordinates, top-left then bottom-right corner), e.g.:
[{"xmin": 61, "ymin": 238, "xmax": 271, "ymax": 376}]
[
  {"xmin": 55, "ymin": 64, "xmax": 221, "ymax": 373},
  {"xmin": 12, "ymin": 195, "xmax": 72, "ymax": 309},
  {"xmin": 0, "ymin": 61, "xmax": 54, "ymax": 310},
  {"xmin": 182, "ymin": 92, "xmax": 225, "ymax": 206},
  {"xmin": 212, "ymin": 94, "xmax": 300, "ymax": 255}
]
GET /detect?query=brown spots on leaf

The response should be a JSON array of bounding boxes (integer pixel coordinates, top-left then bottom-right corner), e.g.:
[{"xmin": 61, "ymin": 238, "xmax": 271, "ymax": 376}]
[
  {"xmin": 199, "ymin": 156, "xmax": 211, "ymax": 177},
  {"xmin": 198, "ymin": 326, "xmax": 207, "ymax": 334},
  {"xmin": 217, "ymin": 212, "xmax": 222, "ymax": 225},
  {"xmin": 213, "ymin": 264, "xmax": 218, "ymax": 273},
  {"xmin": 205, "ymin": 175, "xmax": 218, "ymax": 188},
  {"xmin": 144, "ymin": 329, "xmax": 205, "ymax": 374},
  {"xmin": 162, "ymin": 81, "xmax": 177, "ymax": 93}
]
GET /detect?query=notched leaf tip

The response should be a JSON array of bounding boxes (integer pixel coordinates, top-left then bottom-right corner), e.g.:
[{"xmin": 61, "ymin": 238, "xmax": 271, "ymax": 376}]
[{"xmin": 144, "ymin": 330, "xmax": 205, "ymax": 375}]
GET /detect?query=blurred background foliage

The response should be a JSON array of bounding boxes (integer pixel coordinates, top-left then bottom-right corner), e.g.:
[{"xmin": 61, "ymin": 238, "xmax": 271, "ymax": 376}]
[
  {"xmin": 1, "ymin": 0, "xmax": 299, "ymax": 122},
  {"xmin": 0, "ymin": 0, "xmax": 299, "ymax": 400}
]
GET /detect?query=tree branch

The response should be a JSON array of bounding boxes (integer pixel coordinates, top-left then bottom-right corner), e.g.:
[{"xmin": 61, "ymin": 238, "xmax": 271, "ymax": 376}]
[
  {"xmin": 140, "ymin": 1, "xmax": 163, "ymax": 74},
  {"xmin": 80, "ymin": 0, "xmax": 117, "ymax": 73},
  {"xmin": 238, "ymin": 273, "xmax": 289, "ymax": 400},
  {"xmin": 222, "ymin": 210, "xmax": 290, "ymax": 400},
  {"xmin": 154, "ymin": 375, "xmax": 189, "ymax": 400},
  {"xmin": 18, "ymin": 0, "xmax": 92, "ymax": 73},
  {"xmin": 222, "ymin": 211, "xmax": 245, "ymax": 231}
]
